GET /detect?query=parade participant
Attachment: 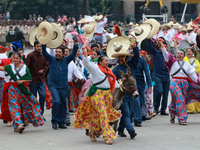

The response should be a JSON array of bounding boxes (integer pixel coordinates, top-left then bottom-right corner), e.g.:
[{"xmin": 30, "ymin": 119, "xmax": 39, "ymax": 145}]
[
  {"xmin": 179, "ymin": 27, "xmax": 189, "ymax": 41},
  {"xmin": 135, "ymin": 51, "xmax": 153, "ymax": 120},
  {"xmin": 74, "ymin": 49, "xmax": 85, "ymax": 78},
  {"xmin": 164, "ymin": 23, "xmax": 174, "ymax": 42},
  {"xmin": 94, "ymin": 14, "xmax": 108, "ymax": 45},
  {"xmin": 160, "ymin": 40, "xmax": 200, "ymax": 125},
  {"xmin": 187, "ymin": 26, "xmax": 197, "ymax": 46},
  {"xmin": 63, "ymin": 47, "xmax": 84, "ymax": 126},
  {"xmin": 0, "ymin": 51, "xmax": 14, "ymax": 127},
  {"xmin": 65, "ymin": 18, "xmax": 76, "ymax": 51},
  {"xmin": 42, "ymin": 40, "xmax": 78, "ymax": 130},
  {"xmin": 73, "ymin": 43, "xmax": 121, "ymax": 145},
  {"xmin": 26, "ymin": 41, "xmax": 49, "ymax": 115},
  {"xmin": 0, "ymin": 52, "xmax": 45, "ymax": 133},
  {"xmin": 111, "ymin": 36, "xmax": 140, "ymax": 137},
  {"xmin": 18, "ymin": 48, "xmax": 26, "ymax": 64},
  {"xmin": 147, "ymin": 38, "xmax": 170, "ymax": 115}
]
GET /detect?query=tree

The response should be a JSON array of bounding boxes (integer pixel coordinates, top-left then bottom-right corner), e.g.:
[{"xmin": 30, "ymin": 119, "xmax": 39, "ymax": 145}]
[
  {"xmin": 0, "ymin": 0, "xmax": 17, "ymax": 13},
  {"xmin": 88, "ymin": 0, "xmax": 120, "ymax": 15}
]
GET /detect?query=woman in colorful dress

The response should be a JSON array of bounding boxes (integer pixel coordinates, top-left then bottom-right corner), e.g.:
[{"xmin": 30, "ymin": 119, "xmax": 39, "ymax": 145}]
[
  {"xmin": 0, "ymin": 53, "xmax": 45, "ymax": 133},
  {"xmin": 159, "ymin": 40, "xmax": 200, "ymax": 125},
  {"xmin": 73, "ymin": 45, "xmax": 121, "ymax": 145}
]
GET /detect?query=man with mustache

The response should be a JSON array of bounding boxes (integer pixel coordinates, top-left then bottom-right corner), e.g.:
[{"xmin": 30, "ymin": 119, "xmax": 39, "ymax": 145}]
[{"xmin": 42, "ymin": 40, "xmax": 78, "ymax": 130}]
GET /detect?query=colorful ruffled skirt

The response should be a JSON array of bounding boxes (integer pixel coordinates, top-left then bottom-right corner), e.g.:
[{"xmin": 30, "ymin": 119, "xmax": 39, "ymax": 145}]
[
  {"xmin": 73, "ymin": 89, "xmax": 121, "ymax": 141},
  {"xmin": 8, "ymin": 83, "xmax": 45, "ymax": 128}
]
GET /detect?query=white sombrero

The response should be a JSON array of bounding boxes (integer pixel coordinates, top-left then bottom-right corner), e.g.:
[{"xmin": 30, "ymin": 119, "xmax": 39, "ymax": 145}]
[
  {"xmin": 130, "ymin": 23, "xmax": 151, "ymax": 42},
  {"xmin": 84, "ymin": 21, "xmax": 97, "ymax": 40},
  {"xmin": 37, "ymin": 21, "xmax": 54, "ymax": 45},
  {"xmin": 187, "ymin": 25, "xmax": 193, "ymax": 31},
  {"xmin": 94, "ymin": 15, "xmax": 103, "ymax": 21},
  {"xmin": 78, "ymin": 18, "xmax": 89, "ymax": 24},
  {"xmin": 107, "ymin": 36, "xmax": 133, "ymax": 59},
  {"xmin": 29, "ymin": 27, "xmax": 38, "ymax": 46},
  {"xmin": 144, "ymin": 19, "xmax": 160, "ymax": 38},
  {"xmin": 46, "ymin": 23, "xmax": 63, "ymax": 48}
]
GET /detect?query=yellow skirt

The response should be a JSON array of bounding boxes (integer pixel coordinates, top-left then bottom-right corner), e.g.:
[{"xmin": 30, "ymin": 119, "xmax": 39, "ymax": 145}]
[
  {"xmin": 186, "ymin": 102, "xmax": 200, "ymax": 114},
  {"xmin": 73, "ymin": 89, "xmax": 121, "ymax": 140}
]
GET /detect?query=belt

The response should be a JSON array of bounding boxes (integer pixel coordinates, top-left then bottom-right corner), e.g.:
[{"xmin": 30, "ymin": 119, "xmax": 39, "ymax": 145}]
[
  {"xmin": 95, "ymin": 33, "xmax": 103, "ymax": 36},
  {"xmin": 0, "ymin": 77, "xmax": 4, "ymax": 80},
  {"xmin": 172, "ymin": 77, "xmax": 187, "ymax": 80}
]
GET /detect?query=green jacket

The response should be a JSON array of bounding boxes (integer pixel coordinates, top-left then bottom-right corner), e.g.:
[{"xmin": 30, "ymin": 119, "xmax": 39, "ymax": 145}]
[{"xmin": 5, "ymin": 30, "xmax": 17, "ymax": 43}]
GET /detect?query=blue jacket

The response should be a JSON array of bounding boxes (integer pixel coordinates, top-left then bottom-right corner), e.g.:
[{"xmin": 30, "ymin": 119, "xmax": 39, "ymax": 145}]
[
  {"xmin": 42, "ymin": 45, "xmax": 78, "ymax": 88},
  {"xmin": 135, "ymin": 57, "xmax": 152, "ymax": 90},
  {"xmin": 112, "ymin": 47, "xmax": 139, "ymax": 101},
  {"xmin": 147, "ymin": 39, "xmax": 169, "ymax": 79}
]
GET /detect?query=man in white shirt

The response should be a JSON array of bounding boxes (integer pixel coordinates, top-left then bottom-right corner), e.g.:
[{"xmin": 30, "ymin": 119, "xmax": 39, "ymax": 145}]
[
  {"xmin": 94, "ymin": 15, "xmax": 108, "ymax": 45},
  {"xmin": 187, "ymin": 28, "xmax": 197, "ymax": 46},
  {"xmin": 164, "ymin": 25, "xmax": 174, "ymax": 42}
]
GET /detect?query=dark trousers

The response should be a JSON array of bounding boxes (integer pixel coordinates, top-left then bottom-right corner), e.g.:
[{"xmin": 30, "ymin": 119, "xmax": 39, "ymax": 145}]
[
  {"xmin": 138, "ymin": 86, "xmax": 148, "ymax": 117},
  {"xmin": 131, "ymin": 96, "xmax": 142, "ymax": 124},
  {"xmin": 29, "ymin": 82, "xmax": 46, "ymax": 114},
  {"xmin": 153, "ymin": 74, "xmax": 170, "ymax": 112},
  {"xmin": 50, "ymin": 86, "xmax": 67, "ymax": 125}
]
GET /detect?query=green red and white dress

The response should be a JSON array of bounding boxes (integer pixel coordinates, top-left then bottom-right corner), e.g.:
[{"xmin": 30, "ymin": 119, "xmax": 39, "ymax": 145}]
[{"xmin": 4, "ymin": 64, "xmax": 45, "ymax": 129}]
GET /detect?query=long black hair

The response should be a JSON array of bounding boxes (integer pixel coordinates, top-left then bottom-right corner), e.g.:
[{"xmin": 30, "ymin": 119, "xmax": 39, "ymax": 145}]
[
  {"xmin": 98, "ymin": 55, "xmax": 107, "ymax": 65},
  {"xmin": 13, "ymin": 52, "xmax": 22, "ymax": 58}
]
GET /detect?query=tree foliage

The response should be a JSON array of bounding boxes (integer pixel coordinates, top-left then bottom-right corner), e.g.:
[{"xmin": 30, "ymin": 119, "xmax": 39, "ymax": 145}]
[
  {"xmin": 0, "ymin": 0, "xmax": 17, "ymax": 13},
  {"xmin": 88, "ymin": 0, "xmax": 120, "ymax": 15}
]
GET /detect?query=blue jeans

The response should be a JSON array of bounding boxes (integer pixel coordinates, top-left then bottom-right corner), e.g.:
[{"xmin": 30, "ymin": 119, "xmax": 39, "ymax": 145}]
[
  {"xmin": 131, "ymin": 96, "xmax": 142, "ymax": 124},
  {"xmin": 153, "ymin": 74, "xmax": 170, "ymax": 112},
  {"xmin": 118, "ymin": 101, "xmax": 135, "ymax": 134},
  {"xmin": 138, "ymin": 87, "xmax": 148, "ymax": 117},
  {"xmin": 50, "ymin": 86, "xmax": 67, "ymax": 125},
  {"xmin": 29, "ymin": 82, "xmax": 46, "ymax": 114}
]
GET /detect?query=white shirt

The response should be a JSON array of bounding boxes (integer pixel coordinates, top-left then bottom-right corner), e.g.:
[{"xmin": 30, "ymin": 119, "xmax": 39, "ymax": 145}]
[
  {"xmin": 153, "ymin": 30, "xmax": 164, "ymax": 40},
  {"xmin": 95, "ymin": 18, "xmax": 107, "ymax": 34},
  {"xmin": 164, "ymin": 30, "xmax": 174, "ymax": 42},
  {"xmin": 83, "ymin": 56, "xmax": 110, "ymax": 88},
  {"xmin": 68, "ymin": 61, "xmax": 83, "ymax": 82},
  {"xmin": 0, "ymin": 53, "xmax": 7, "ymax": 78},
  {"xmin": 46, "ymin": 48, "xmax": 56, "ymax": 56},
  {"xmin": 187, "ymin": 31, "xmax": 197, "ymax": 45}
]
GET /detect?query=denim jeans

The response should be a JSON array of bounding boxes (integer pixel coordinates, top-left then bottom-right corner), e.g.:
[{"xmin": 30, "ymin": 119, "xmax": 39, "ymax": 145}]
[
  {"xmin": 29, "ymin": 82, "xmax": 46, "ymax": 114},
  {"xmin": 49, "ymin": 86, "xmax": 67, "ymax": 125},
  {"xmin": 131, "ymin": 96, "xmax": 142, "ymax": 124},
  {"xmin": 118, "ymin": 101, "xmax": 135, "ymax": 134},
  {"xmin": 153, "ymin": 74, "xmax": 170, "ymax": 112}
]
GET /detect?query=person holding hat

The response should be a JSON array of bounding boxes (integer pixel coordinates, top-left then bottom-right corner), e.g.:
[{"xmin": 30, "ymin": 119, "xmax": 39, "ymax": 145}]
[
  {"xmin": 94, "ymin": 14, "xmax": 108, "ymax": 45},
  {"xmin": 73, "ymin": 42, "xmax": 121, "ymax": 145},
  {"xmin": 159, "ymin": 40, "xmax": 200, "ymax": 125},
  {"xmin": 26, "ymin": 41, "xmax": 49, "ymax": 115},
  {"xmin": 42, "ymin": 39, "xmax": 78, "ymax": 130},
  {"xmin": 111, "ymin": 36, "xmax": 140, "ymax": 138},
  {"xmin": 147, "ymin": 38, "xmax": 170, "ymax": 115}
]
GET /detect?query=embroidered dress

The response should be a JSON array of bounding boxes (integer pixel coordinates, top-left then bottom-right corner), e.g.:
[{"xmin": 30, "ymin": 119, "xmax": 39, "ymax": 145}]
[
  {"xmin": 144, "ymin": 87, "xmax": 153, "ymax": 112},
  {"xmin": 73, "ymin": 56, "xmax": 121, "ymax": 141},
  {"xmin": 4, "ymin": 64, "xmax": 45, "ymax": 128}
]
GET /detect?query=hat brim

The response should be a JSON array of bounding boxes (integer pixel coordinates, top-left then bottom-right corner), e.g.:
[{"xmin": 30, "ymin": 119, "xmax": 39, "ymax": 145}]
[
  {"xmin": 29, "ymin": 27, "xmax": 38, "ymax": 46},
  {"xmin": 46, "ymin": 23, "xmax": 63, "ymax": 49},
  {"xmin": 37, "ymin": 21, "xmax": 54, "ymax": 45},
  {"xmin": 84, "ymin": 21, "xmax": 97, "ymax": 40},
  {"xmin": 130, "ymin": 23, "xmax": 151, "ymax": 42},
  {"xmin": 145, "ymin": 19, "xmax": 160, "ymax": 38},
  {"xmin": 107, "ymin": 36, "xmax": 133, "ymax": 59},
  {"xmin": 78, "ymin": 19, "xmax": 89, "ymax": 24}
]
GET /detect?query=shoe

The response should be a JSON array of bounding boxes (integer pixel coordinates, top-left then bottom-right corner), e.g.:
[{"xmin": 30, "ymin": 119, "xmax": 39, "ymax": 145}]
[
  {"xmin": 153, "ymin": 109, "xmax": 159, "ymax": 115},
  {"xmin": 142, "ymin": 116, "xmax": 152, "ymax": 121},
  {"xmin": 160, "ymin": 111, "xmax": 169, "ymax": 115},
  {"xmin": 118, "ymin": 131, "xmax": 127, "ymax": 137},
  {"xmin": 88, "ymin": 130, "xmax": 97, "ymax": 142},
  {"xmin": 43, "ymin": 117, "xmax": 46, "ymax": 121},
  {"xmin": 134, "ymin": 123, "xmax": 142, "ymax": 127},
  {"xmin": 7, "ymin": 121, "xmax": 12, "ymax": 127},
  {"xmin": 105, "ymin": 139, "xmax": 113, "ymax": 145},
  {"xmin": 66, "ymin": 122, "xmax": 71, "ymax": 126},
  {"xmin": 59, "ymin": 124, "xmax": 67, "ymax": 129},
  {"xmin": 52, "ymin": 124, "xmax": 58, "ymax": 129},
  {"xmin": 18, "ymin": 125, "xmax": 25, "ymax": 134},
  {"xmin": 130, "ymin": 117, "xmax": 134, "ymax": 123},
  {"xmin": 148, "ymin": 112, "xmax": 156, "ymax": 117},
  {"xmin": 130, "ymin": 131, "xmax": 137, "ymax": 139},
  {"xmin": 3, "ymin": 120, "xmax": 7, "ymax": 124}
]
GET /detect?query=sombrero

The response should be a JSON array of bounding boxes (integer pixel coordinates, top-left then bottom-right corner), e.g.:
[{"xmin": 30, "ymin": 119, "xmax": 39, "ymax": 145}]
[
  {"xmin": 187, "ymin": 25, "xmax": 193, "ymax": 31},
  {"xmin": 46, "ymin": 23, "xmax": 63, "ymax": 48},
  {"xmin": 181, "ymin": 27, "xmax": 187, "ymax": 32},
  {"xmin": 84, "ymin": 21, "xmax": 97, "ymax": 40},
  {"xmin": 0, "ymin": 46, "xmax": 9, "ymax": 53},
  {"xmin": 94, "ymin": 15, "xmax": 103, "ymax": 21},
  {"xmin": 37, "ymin": 21, "xmax": 54, "ymax": 45},
  {"xmin": 130, "ymin": 23, "xmax": 151, "ymax": 42},
  {"xmin": 29, "ymin": 27, "xmax": 38, "ymax": 46},
  {"xmin": 78, "ymin": 18, "xmax": 89, "ymax": 24},
  {"xmin": 107, "ymin": 36, "xmax": 133, "ymax": 59},
  {"xmin": 144, "ymin": 19, "xmax": 160, "ymax": 38}
]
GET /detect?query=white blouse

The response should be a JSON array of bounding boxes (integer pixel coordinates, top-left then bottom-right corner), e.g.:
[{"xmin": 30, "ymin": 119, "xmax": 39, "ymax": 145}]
[{"xmin": 68, "ymin": 61, "xmax": 84, "ymax": 82}]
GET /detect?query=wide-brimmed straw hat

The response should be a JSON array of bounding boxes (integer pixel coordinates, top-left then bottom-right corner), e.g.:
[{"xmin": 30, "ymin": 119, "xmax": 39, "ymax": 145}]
[
  {"xmin": 187, "ymin": 25, "xmax": 193, "ymax": 31},
  {"xmin": 144, "ymin": 19, "xmax": 160, "ymax": 38},
  {"xmin": 94, "ymin": 15, "xmax": 103, "ymax": 21},
  {"xmin": 78, "ymin": 18, "xmax": 89, "ymax": 24},
  {"xmin": 164, "ymin": 21, "xmax": 173, "ymax": 28},
  {"xmin": 130, "ymin": 23, "xmax": 151, "ymax": 42},
  {"xmin": 107, "ymin": 36, "xmax": 133, "ymax": 59},
  {"xmin": 84, "ymin": 21, "xmax": 97, "ymax": 39},
  {"xmin": 29, "ymin": 27, "xmax": 39, "ymax": 46},
  {"xmin": 37, "ymin": 21, "xmax": 54, "ymax": 45},
  {"xmin": 181, "ymin": 27, "xmax": 187, "ymax": 32},
  {"xmin": 46, "ymin": 23, "xmax": 63, "ymax": 48}
]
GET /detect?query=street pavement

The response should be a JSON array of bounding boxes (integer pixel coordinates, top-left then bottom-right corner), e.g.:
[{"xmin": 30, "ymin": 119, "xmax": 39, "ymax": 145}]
[{"xmin": 0, "ymin": 49, "xmax": 200, "ymax": 150}]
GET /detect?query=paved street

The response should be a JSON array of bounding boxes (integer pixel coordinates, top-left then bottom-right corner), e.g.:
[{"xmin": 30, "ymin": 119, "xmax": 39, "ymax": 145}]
[{"xmin": 0, "ymin": 49, "xmax": 200, "ymax": 150}]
